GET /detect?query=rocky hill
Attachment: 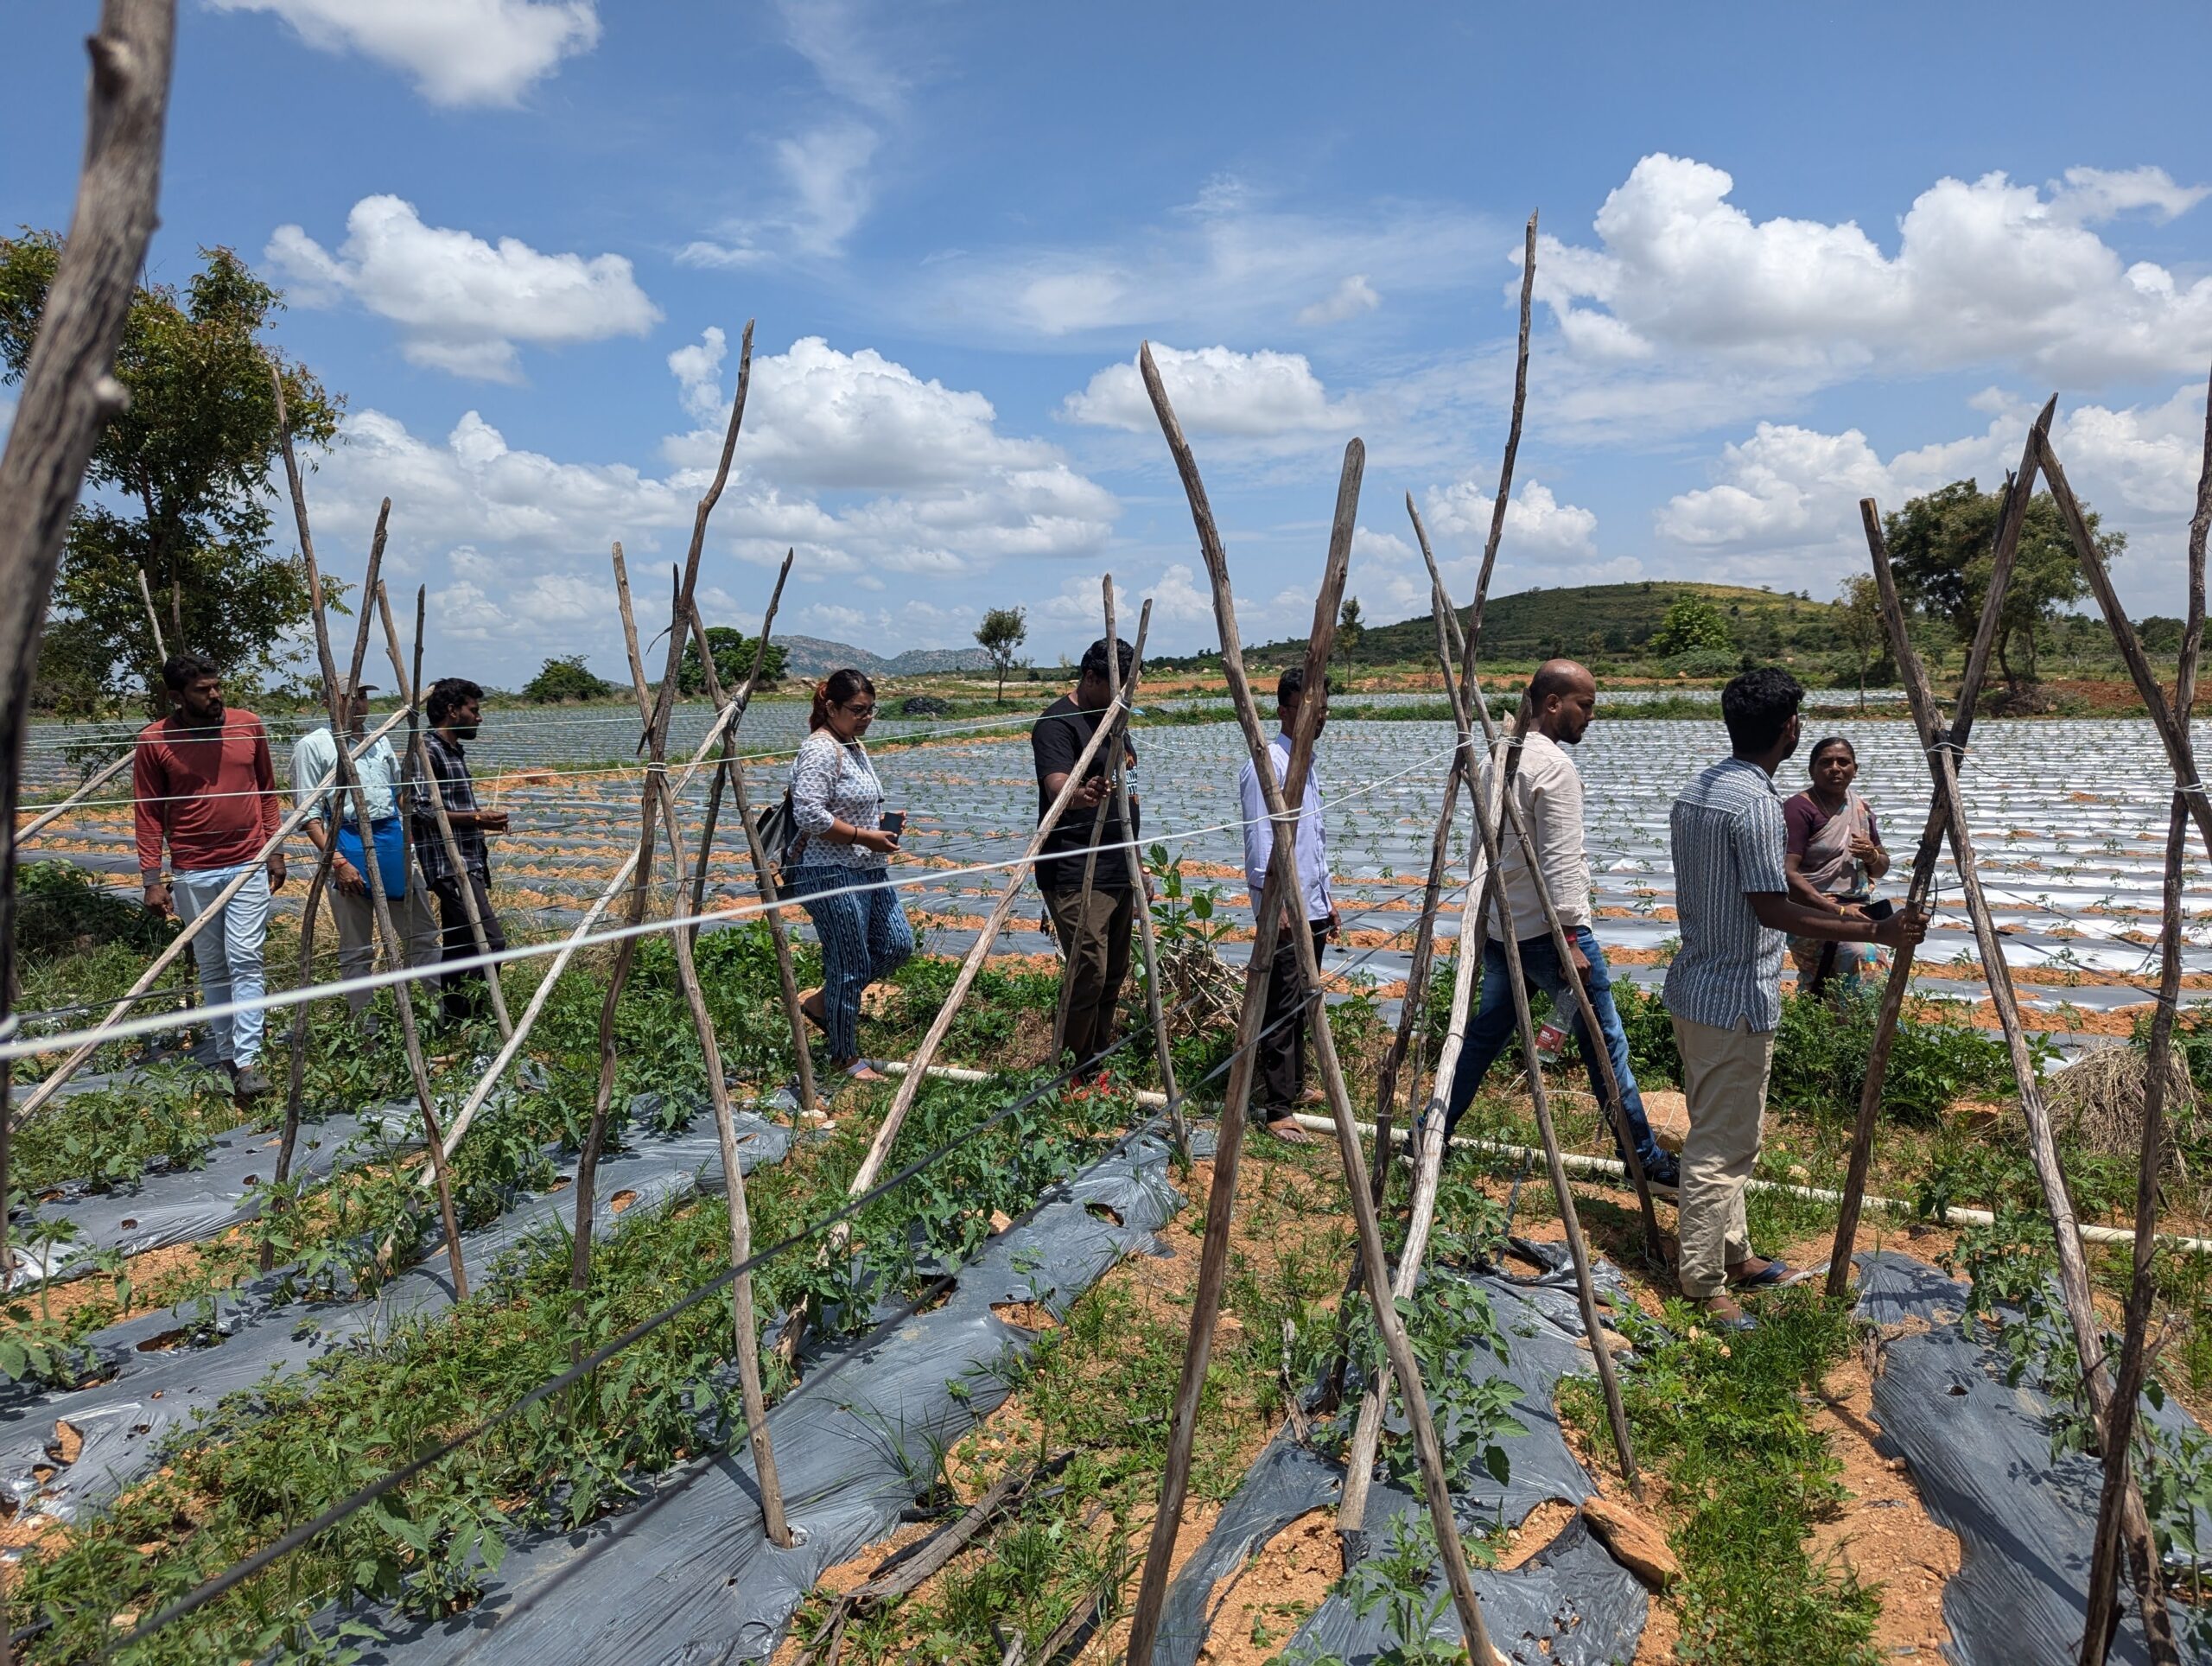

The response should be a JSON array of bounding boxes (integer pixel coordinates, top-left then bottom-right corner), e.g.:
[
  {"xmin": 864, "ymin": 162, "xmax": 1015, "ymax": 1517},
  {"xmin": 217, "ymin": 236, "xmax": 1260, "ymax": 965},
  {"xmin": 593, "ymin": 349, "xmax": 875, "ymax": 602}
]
[{"xmin": 777, "ymin": 634, "xmax": 997, "ymax": 678}]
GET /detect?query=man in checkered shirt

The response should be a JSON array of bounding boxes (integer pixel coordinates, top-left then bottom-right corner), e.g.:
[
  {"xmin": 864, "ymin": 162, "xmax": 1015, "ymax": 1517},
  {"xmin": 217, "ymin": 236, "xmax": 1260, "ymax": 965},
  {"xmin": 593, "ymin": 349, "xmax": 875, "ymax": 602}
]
[
  {"xmin": 1664, "ymin": 668, "xmax": 1925, "ymax": 1330},
  {"xmin": 412, "ymin": 677, "xmax": 511, "ymax": 1027}
]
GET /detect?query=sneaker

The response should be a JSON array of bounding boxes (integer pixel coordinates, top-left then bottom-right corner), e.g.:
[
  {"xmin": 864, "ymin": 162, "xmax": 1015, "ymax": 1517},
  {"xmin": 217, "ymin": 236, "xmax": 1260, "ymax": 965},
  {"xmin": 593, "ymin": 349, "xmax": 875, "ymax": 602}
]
[{"xmin": 232, "ymin": 1065, "xmax": 272, "ymax": 1103}]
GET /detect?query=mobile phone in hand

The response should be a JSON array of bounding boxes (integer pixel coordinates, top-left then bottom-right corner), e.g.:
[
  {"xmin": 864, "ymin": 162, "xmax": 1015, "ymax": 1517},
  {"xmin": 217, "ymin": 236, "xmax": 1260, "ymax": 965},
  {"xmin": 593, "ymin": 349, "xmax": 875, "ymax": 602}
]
[{"xmin": 880, "ymin": 810, "xmax": 906, "ymax": 841}]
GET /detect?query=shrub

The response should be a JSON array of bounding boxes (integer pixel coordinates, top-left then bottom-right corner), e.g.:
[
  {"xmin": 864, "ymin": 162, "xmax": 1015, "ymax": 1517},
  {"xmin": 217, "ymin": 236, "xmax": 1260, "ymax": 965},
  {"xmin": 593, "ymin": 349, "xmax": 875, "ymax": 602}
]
[
  {"xmin": 522, "ymin": 655, "xmax": 619, "ymax": 703},
  {"xmin": 16, "ymin": 861, "xmax": 173, "ymax": 963},
  {"xmin": 1661, "ymin": 648, "xmax": 1738, "ymax": 679}
]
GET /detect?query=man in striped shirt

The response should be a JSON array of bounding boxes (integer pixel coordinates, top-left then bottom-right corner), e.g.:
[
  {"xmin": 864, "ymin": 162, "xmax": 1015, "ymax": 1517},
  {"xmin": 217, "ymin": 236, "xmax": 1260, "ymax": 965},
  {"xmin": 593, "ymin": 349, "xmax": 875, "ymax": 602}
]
[
  {"xmin": 1664, "ymin": 668, "xmax": 1924, "ymax": 1330},
  {"xmin": 411, "ymin": 677, "xmax": 510, "ymax": 1027}
]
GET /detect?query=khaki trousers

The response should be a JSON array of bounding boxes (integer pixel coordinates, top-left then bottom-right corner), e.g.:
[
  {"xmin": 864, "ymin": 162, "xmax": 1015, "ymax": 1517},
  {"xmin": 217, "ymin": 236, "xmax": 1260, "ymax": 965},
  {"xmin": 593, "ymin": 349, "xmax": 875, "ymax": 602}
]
[
  {"xmin": 330, "ymin": 883, "xmax": 443, "ymax": 1018},
  {"xmin": 1041, "ymin": 885, "xmax": 1135, "ymax": 1067},
  {"xmin": 1669, "ymin": 1013, "xmax": 1776, "ymax": 1300}
]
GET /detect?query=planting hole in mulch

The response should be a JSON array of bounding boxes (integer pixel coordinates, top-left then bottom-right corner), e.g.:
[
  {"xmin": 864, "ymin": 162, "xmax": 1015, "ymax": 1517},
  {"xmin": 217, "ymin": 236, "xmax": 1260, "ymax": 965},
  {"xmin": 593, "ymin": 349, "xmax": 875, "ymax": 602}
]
[{"xmin": 608, "ymin": 1189, "xmax": 639, "ymax": 1214}]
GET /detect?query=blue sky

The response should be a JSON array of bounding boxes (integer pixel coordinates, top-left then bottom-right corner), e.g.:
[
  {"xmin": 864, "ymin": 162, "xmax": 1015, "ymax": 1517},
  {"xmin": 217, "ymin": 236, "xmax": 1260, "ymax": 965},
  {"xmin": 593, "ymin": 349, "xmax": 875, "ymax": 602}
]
[{"xmin": 8, "ymin": 0, "xmax": 2212, "ymax": 687}]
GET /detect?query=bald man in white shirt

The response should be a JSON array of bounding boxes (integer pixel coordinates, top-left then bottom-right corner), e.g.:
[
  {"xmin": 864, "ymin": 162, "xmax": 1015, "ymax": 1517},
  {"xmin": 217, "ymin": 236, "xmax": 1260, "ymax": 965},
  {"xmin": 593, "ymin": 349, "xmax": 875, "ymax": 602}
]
[{"xmin": 1440, "ymin": 659, "xmax": 1680, "ymax": 1189}]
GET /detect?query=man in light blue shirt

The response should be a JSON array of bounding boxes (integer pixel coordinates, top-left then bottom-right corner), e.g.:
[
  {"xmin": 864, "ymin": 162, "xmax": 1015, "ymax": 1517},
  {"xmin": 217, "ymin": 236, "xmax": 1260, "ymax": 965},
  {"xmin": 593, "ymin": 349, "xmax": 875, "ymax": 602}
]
[
  {"xmin": 1240, "ymin": 665, "xmax": 1338, "ymax": 1141},
  {"xmin": 291, "ymin": 683, "xmax": 442, "ymax": 1026},
  {"xmin": 1665, "ymin": 668, "xmax": 1924, "ymax": 1328}
]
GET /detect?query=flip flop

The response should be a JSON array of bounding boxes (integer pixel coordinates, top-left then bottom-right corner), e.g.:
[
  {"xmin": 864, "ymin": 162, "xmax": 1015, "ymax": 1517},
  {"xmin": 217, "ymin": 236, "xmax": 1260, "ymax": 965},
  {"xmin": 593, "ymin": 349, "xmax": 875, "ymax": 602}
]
[
  {"xmin": 798, "ymin": 988, "xmax": 827, "ymax": 1033},
  {"xmin": 1263, "ymin": 1115, "xmax": 1316, "ymax": 1145},
  {"xmin": 1727, "ymin": 1256, "xmax": 1802, "ymax": 1288}
]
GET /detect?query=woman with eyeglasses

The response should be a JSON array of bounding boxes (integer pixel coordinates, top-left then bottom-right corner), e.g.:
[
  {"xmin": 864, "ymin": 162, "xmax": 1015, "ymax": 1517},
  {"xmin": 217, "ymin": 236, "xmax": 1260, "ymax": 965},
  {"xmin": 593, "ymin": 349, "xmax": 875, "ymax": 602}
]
[{"xmin": 786, "ymin": 669, "xmax": 912, "ymax": 1082}]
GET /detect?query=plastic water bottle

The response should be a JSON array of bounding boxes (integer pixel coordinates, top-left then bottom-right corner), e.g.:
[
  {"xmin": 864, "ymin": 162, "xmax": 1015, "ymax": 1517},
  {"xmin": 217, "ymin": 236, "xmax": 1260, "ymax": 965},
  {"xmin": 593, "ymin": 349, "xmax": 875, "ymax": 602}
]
[{"xmin": 1535, "ymin": 1019, "xmax": 1568, "ymax": 1065}]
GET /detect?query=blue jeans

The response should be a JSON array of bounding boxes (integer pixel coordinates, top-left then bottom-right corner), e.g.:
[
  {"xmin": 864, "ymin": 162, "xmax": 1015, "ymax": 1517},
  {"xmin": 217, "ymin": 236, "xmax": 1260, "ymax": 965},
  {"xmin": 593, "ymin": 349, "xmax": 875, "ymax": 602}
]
[
  {"xmin": 1442, "ymin": 924, "xmax": 1669, "ymax": 1173},
  {"xmin": 788, "ymin": 863, "xmax": 914, "ymax": 1060},
  {"xmin": 172, "ymin": 862, "xmax": 273, "ymax": 1068}
]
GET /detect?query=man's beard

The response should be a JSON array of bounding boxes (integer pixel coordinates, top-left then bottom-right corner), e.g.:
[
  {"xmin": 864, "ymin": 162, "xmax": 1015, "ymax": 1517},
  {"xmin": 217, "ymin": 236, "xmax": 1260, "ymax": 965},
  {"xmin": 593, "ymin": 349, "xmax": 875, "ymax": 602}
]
[{"xmin": 454, "ymin": 723, "xmax": 480, "ymax": 741}]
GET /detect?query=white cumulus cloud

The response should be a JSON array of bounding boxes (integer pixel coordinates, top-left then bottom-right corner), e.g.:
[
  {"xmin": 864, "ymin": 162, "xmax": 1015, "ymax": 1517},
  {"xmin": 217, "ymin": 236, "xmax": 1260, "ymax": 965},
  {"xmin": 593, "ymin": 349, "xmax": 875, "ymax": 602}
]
[
  {"xmin": 1423, "ymin": 480, "xmax": 1601, "ymax": 563},
  {"xmin": 207, "ymin": 0, "xmax": 599, "ymax": 106},
  {"xmin": 270, "ymin": 195, "xmax": 660, "ymax": 382},
  {"xmin": 1297, "ymin": 275, "xmax": 1382, "ymax": 327},
  {"xmin": 1535, "ymin": 153, "xmax": 2212, "ymax": 385},
  {"xmin": 1063, "ymin": 344, "xmax": 1353, "ymax": 440}
]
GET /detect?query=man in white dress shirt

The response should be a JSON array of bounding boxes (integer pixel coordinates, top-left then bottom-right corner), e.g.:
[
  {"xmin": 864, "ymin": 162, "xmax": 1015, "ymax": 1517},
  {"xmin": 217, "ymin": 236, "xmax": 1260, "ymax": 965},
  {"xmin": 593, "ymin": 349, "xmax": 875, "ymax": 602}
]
[
  {"xmin": 1240, "ymin": 665, "xmax": 1339, "ymax": 1141},
  {"xmin": 1440, "ymin": 659, "xmax": 1680, "ymax": 1190}
]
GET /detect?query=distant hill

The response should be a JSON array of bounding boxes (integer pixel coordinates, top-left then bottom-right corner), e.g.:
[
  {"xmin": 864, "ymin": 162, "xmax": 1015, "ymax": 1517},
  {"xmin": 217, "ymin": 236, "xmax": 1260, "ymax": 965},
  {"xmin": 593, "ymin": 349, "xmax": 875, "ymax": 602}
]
[
  {"xmin": 777, "ymin": 634, "xmax": 996, "ymax": 678},
  {"xmin": 1238, "ymin": 580, "xmax": 1843, "ymax": 667}
]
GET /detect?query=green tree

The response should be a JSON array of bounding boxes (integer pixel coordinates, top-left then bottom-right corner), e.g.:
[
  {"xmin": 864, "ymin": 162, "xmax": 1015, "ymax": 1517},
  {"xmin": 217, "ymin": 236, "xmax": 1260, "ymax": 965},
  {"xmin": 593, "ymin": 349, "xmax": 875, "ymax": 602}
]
[
  {"xmin": 678, "ymin": 625, "xmax": 788, "ymax": 695},
  {"xmin": 0, "ymin": 234, "xmax": 341, "ymax": 712},
  {"xmin": 523, "ymin": 655, "xmax": 618, "ymax": 703},
  {"xmin": 1327, "ymin": 593, "xmax": 1362, "ymax": 672},
  {"xmin": 1835, "ymin": 574, "xmax": 1885, "ymax": 706},
  {"xmin": 1885, "ymin": 478, "xmax": 2121, "ymax": 688},
  {"xmin": 1649, "ymin": 595, "xmax": 1733, "ymax": 658},
  {"xmin": 975, "ymin": 605, "xmax": 1027, "ymax": 703}
]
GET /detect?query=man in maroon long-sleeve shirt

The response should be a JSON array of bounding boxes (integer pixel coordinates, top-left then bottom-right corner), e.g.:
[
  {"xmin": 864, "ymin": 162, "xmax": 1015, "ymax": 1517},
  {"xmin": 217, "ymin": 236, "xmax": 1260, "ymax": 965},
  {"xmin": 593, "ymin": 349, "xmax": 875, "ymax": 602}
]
[{"xmin": 136, "ymin": 653, "xmax": 286, "ymax": 1100}]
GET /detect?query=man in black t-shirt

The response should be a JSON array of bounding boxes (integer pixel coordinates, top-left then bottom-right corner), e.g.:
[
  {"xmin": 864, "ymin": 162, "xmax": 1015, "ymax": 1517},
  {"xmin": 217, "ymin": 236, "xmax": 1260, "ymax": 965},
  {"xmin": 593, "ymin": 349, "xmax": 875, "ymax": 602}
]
[{"xmin": 1031, "ymin": 636, "xmax": 1140, "ymax": 1066}]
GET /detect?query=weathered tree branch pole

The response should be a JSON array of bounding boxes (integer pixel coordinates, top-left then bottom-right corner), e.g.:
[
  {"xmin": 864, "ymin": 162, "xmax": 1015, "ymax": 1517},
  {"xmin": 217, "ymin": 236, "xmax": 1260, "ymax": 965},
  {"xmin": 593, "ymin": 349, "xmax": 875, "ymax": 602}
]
[
  {"xmin": 1823, "ymin": 401, "xmax": 2053, "ymax": 1296},
  {"xmin": 607, "ymin": 550, "xmax": 791, "ymax": 1546},
  {"xmin": 569, "ymin": 320, "xmax": 755, "ymax": 1297},
  {"xmin": 1863, "ymin": 501, "xmax": 2177, "ymax": 1658},
  {"xmin": 682, "ymin": 576, "xmax": 818, "ymax": 1120},
  {"xmin": 2082, "ymin": 371, "xmax": 2208, "ymax": 1666},
  {"xmin": 383, "ymin": 582, "xmax": 512, "ymax": 1040},
  {"xmin": 274, "ymin": 381, "xmax": 471, "ymax": 1300},
  {"xmin": 2035, "ymin": 423, "xmax": 2212, "ymax": 863},
  {"xmin": 419, "ymin": 329, "xmax": 763, "ymax": 1175},
  {"xmin": 1126, "ymin": 347, "xmax": 1499, "ymax": 1663},
  {"xmin": 1338, "ymin": 525, "xmax": 1645, "ymax": 1527},
  {"xmin": 0, "ymin": 22, "xmax": 172, "ymax": 1655},
  {"xmin": 267, "ymin": 503, "xmax": 391, "ymax": 1246},
  {"xmin": 0, "ymin": 11, "xmax": 175, "ymax": 1319}
]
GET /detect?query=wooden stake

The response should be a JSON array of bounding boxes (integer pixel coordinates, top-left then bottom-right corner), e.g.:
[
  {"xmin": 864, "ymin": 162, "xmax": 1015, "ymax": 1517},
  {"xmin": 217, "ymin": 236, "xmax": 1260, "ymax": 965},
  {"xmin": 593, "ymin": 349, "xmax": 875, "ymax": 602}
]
[
  {"xmin": 16, "ymin": 750, "xmax": 133, "ymax": 843},
  {"xmin": 570, "ymin": 321, "xmax": 755, "ymax": 1303},
  {"xmin": 272, "ymin": 391, "xmax": 469, "ymax": 1301},
  {"xmin": 1863, "ymin": 500, "xmax": 2176, "ymax": 1658},
  {"xmin": 2035, "ymin": 425, "xmax": 2212, "ymax": 862},
  {"xmin": 608, "ymin": 555, "xmax": 791, "ymax": 1546},
  {"xmin": 1109, "ymin": 601, "xmax": 1185, "ymax": 1155},
  {"xmin": 0, "ymin": 11, "xmax": 173, "ymax": 1650},
  {"xmin": 268, "ymin": 504, "xmax": 392, "ymax": 1264},
  {"xmin": 683, "ymin": 575, "xmax": 817, "ymax": 1119},
  {"xmin": 377, "ymin": 582, "xmax": 512, "ymax": 1040},
  {"xmin": 1128, "ymin": 348, "xmax": 1497, "ymax": 1663},
  {"xmin": 1824, "ymin": 403, "xmax": 2054, "ymax": 1296},
  {"xmin": 2082, "ymin": 371, "xmax": 2207, "ymax": 1665}
]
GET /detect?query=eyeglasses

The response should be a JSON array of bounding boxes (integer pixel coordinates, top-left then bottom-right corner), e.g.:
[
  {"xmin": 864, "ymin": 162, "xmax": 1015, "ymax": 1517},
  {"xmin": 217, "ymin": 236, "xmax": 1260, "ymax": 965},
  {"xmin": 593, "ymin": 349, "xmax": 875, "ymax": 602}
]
[{"xmin": 844, "ymin": 703, "xmax": 877, "ymax": 717}]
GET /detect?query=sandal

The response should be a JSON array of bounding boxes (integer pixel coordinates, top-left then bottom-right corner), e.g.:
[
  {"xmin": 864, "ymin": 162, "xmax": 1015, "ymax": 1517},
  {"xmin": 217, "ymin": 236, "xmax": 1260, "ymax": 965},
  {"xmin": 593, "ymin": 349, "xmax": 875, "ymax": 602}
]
[
  {"xmin": 1694, "ymin": 1294, "xmax": 1758, "ymax": 1332},
  {"xmin": 1262, "ymin": 1114, "xmax": 1316, "ymax": 1145},
  {"xmin": 1726, "ymin": 1256, "xmax": 1802, "ymax": 1288},
  {"xmin": 798, "ymin": 988, "xmax": 828, "ymax": 1033}
]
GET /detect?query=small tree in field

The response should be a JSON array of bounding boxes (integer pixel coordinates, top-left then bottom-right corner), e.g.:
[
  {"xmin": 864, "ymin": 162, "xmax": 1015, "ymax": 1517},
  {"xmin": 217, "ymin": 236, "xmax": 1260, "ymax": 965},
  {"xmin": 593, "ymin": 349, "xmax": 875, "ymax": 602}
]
[
  {"xmin": 1836, "ymin": 574, "xmax": 1884, "ymax": 707},
  {"xmin": 1336, "ymin": 596, "xmax": 1364, "ymax": 677},
  {"xmin": 976, "ymin": 606, "xmax": 1027, "ymax": 703}
]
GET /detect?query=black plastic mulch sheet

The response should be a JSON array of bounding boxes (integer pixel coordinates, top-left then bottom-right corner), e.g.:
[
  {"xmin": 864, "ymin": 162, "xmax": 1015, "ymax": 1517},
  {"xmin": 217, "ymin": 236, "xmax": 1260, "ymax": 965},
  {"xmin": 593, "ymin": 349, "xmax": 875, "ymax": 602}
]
[
  {"xmin": 350, "ymin": 1129, "xmax": 1185, "ymax": 1666},
  {"xmin": 0, "ymin": 1102, "xmax": 791, "ymax": 1524},
  {"xmin": 1155, "ymin": 1257, "xmax": 1648, "ymax": 1666},
  {"xmin": 13, "ymin": 1103, "xmax": 420, "ymax": 1287},
  {"xmin": 1855, "ymin": 1251, "xmax": 2212, "ymax": 1666}
]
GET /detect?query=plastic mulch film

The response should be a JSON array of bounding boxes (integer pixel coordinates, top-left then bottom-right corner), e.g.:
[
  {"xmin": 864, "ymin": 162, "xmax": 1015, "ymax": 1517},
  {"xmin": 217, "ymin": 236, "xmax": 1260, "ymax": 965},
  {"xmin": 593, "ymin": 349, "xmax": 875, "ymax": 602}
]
[
  {"xmin": 1155, "ymin": 1259, "xmax": 1649, "ymax": 1666},
  {"xmin": 0, "ymin": 1099, "xmax": 791, "ymax": 1525},
  {"xmin": 348, "ymin": 1129, "xmax": 1185, "ymax": 1665},
  {"xmin": 1855, "ymin": 1251, "xmax": 2212, "ymax": 1666},
  {"xmin": 12, "ymin": 1103, "xmax": 422, "ymax": 1287}
]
